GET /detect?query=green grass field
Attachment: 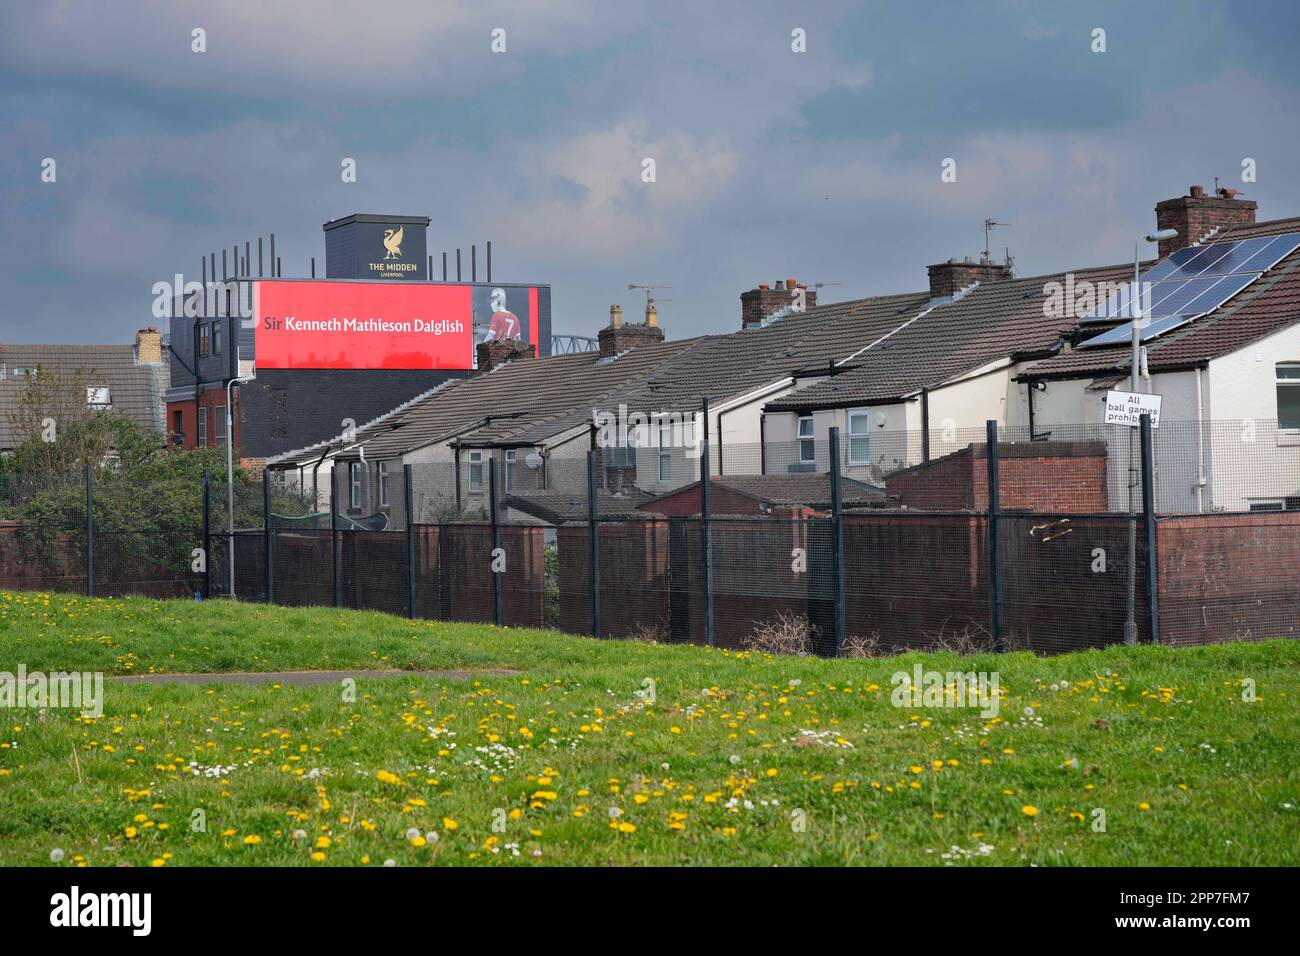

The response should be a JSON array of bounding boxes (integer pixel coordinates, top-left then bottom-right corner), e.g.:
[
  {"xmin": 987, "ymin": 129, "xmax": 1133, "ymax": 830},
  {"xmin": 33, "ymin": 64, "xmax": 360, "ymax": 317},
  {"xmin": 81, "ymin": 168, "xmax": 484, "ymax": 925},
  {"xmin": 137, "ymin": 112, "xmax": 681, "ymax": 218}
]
[{"xmin": 0, "ymin": 589, "xmax": 1296, "ymax": 866}]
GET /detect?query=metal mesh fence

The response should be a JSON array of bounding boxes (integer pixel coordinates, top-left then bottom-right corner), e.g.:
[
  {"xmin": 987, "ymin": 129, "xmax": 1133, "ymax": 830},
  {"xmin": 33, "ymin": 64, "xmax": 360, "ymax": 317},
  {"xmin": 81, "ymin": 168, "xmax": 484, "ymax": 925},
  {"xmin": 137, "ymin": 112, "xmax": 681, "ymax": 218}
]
[{"xmin": 1, "ymin": 416, "xmax": 1294, "ymax": 657}]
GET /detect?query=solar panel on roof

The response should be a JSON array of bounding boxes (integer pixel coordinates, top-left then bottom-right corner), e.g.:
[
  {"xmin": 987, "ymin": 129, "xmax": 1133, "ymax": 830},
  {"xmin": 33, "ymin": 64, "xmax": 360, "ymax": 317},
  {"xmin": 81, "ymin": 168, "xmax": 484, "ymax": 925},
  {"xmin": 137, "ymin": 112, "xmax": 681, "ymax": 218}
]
[{"xmin": 1076, "ymin": 230, "xmax": 1300, "ymax": 348}]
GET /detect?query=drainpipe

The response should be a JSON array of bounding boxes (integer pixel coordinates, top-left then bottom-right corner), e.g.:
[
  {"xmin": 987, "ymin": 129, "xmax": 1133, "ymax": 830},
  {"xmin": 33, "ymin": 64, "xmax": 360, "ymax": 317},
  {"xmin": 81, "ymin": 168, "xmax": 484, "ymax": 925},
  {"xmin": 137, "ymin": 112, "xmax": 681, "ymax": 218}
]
[{"xmin": 1195, "ymin": 365, "xmax": 1207, "ymax": 512}]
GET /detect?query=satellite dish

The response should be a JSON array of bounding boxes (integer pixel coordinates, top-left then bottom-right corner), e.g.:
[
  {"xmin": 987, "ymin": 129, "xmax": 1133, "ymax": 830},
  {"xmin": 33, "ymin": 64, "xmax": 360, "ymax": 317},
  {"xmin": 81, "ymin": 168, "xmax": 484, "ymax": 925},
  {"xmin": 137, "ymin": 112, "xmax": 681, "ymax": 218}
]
[
  {"xmin": 525, "ymin": 452, "xmax": 545, "ymax": 469},
  {"xmin": 874, "ymin": 411, "xmax": 888, "ymax": 428}
]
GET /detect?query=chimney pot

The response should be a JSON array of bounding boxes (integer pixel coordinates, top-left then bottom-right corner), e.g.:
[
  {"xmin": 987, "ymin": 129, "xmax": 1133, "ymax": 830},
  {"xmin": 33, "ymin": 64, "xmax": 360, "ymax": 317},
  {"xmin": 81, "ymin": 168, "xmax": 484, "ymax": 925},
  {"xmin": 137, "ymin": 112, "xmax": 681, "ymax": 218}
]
[
  {"xmin": 758, "ymin": 283, "xmax": 769, "ymax": 290},
  {"xmin": 610, "ymin": 304, "xmax": 624, "ymax": 328},
  {"xmin": 645, "ymin": 302, "xmax": 658, "ymax": 327},
  {"xmin": 1155, "ymin": 188, "xmax": 1258, "ymax": 257},
  {"xmin": 785, "ymin": 278, "xmax": 797, "ymax": 290}
]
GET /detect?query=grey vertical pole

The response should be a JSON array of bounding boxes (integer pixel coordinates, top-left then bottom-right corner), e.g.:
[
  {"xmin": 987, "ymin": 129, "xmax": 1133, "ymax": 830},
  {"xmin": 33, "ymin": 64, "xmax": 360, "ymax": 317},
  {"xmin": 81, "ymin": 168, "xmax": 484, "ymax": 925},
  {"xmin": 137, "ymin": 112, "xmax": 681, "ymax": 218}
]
[
  {"xmin": 921, "ymin": 387, "xmax": 931, "ymax": 463},
  {"xmin": 488, "ymin": 457, "xmax": 502, "ymax": 627},
  {"xmin": 985, "ymin": 420, "xmax": 1003, "ymax": 651},
  {"xmin": 700, "ymin": 398, "xmax": 715, "ymax": 647},
  {"xmin": 1140, "ymin": 414, "xmax": 1160, "ymax": 644},
  {"xmin": 331, "ymin": 468, "xmax": 341, "ymax": 608},
  {"xmin": 471, "ymin": 244, "xmax": 477, "ymax": 283},
  {"xmin": 828, "ymin": 427, "xmax": 846, "ymax": 657},
  {"xmin": 85, "ymin": 463, "xmax": 94, "ymax": 597},
  {"xmin": 262, "ymin": 468, "xmax": 273, "ymax": 603},
  {"xmin": 202, "ymin": 469, "xmax": 211, "ymax": 599},
  {"xmin": 486, "ymin": 241, "xmax": 492, "ymax": 283},
  {"xmin": 405, "ymin": 464, "xmax": 416, "ymax": 619},
  {"xmin": 587, "ymin": 449, "xmax": 600, "ymax": 637}
]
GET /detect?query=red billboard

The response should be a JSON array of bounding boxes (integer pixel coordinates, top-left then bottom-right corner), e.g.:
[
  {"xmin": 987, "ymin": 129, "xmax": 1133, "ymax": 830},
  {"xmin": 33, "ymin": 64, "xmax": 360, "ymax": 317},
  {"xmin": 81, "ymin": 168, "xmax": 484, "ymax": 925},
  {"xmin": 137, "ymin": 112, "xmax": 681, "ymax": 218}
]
[{"xmin": 253, "ymin": 280, "xmax": 474, "ymax": 370}]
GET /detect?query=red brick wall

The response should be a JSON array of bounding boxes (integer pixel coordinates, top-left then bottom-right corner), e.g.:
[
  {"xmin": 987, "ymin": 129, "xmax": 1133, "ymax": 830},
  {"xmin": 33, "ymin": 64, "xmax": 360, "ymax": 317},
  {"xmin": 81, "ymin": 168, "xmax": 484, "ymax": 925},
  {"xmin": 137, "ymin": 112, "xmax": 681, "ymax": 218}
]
[
  {"xmin": 641, "ymin": 485, "xmax": 765, "ymax": 517},
  {"xmin": 167, "ymin": 389, "xmax": 240, "ymax": 452},
  {"xmin": 1157, "ymin": 512, "xmax": 1300, "ymax": 645},
  {"xmin": 886, "ymin": 451, "xmax": 976, "ymax": 510},
  {"xmin": 886, "ymin": 442, "xmax": 1108, "ymax": 513},
  {"xmin": 1155, "ymin": 194, "xmax": 1257, "ymax": 257}
]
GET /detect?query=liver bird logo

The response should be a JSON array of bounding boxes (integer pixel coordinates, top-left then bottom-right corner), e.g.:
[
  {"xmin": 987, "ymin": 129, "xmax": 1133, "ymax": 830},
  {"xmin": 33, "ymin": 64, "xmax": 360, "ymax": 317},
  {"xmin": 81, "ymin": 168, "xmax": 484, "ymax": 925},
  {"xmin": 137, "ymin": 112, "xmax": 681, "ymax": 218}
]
[{"xmin": 382, "ymin": 225, "xmax": 404, "ymax": 260}]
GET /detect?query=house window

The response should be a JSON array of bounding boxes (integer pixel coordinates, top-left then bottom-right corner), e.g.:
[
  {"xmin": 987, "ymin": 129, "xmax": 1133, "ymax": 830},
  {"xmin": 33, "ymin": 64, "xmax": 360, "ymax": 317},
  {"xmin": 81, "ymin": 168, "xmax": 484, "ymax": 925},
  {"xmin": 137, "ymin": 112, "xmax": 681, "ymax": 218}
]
[
  {"xmin": 658, "ymin": 419, "xmax": 673, "ymax": 481},
  {"xmin": 214, "ymin": 405, "xmax": 227, "ymax": 446},
  {"xmin": 505, "ymin": 450, "xmax": 517, "ymax": 492},
  {"xmin": 197, "ymin": 407, "xmax": 208, "ymax": 448},
  {"xmin": 86, "ymin": 386, "xmax": 111, "ymax": 409},
  {"xmin": 797, "ymin": 416, "xmax": 815, "ymax": 464},
  {"xmin": 349, "ymin": 462, "xmax": 362, "ymax": 509},
  {"xmin": 1278, "ymin": 363, "xmax": 1300, "ymax": 430},
  {"xmin": 847, "ymin": 409, "xmax": 871, "ymax": 465},
  {"xmin": 171, "ymin": 409, "xmax": 184, "ymax": 445},
  {"xmin": 199, "ymin": 324, "xmax": 210, "ymax": 356},
  {"xmin": 378, "ymin": 461, "xmax": 389, "ymax": 506},
  {"xmin": 212, "ymin": 322, "xmax": 222, "ymax": 355},
  {"xmin": 468, "ymin": 451, "xmax": 484, "ymax": 493}
]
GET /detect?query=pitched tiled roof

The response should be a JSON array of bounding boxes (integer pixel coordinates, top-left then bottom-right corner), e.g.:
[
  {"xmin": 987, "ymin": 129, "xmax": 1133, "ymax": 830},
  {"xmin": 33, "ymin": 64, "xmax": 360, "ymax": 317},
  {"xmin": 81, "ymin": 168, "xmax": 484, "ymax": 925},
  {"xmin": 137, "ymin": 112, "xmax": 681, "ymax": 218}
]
[
  {"xmin": 505, "ymin": 489, "xmax": 655, "ymax": 524},
  {"xmin": 641, "ymin": 472, "xmax": 884, "ymax": 512},
  {"xmin": 767, "ymin": 263, "xmax": 1132, "ymax": 410},
  {"xmin": 0, "ymin": 344, "xmax": 169, "ymax": 449},
  {"xmin": 1020, "ymin": 216, "xmax": 1300, "ymax": 380},
  {"xmin": 271, "ymin": 338, "xmax": 701, "ymax": 465},
  {"xmin": 593, "ymin": 290, "xmax": 935, "ymax": 419}
]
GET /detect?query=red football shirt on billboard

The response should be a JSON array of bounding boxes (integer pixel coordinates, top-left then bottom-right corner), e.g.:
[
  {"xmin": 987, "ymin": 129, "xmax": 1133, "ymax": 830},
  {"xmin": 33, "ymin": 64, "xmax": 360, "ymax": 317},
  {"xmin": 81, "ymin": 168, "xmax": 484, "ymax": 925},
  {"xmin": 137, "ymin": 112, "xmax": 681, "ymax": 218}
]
[{"xmin": 253, "ymin": 280, "xmax": 473, "ymax": 369}]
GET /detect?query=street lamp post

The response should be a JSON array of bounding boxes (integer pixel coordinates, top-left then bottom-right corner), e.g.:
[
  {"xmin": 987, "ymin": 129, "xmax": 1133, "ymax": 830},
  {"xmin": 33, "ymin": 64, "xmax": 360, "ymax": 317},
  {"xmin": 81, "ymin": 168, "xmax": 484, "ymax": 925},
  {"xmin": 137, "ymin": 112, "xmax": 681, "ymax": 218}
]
[
  {"xmin": 226, "ymin": 374, "xmax": 254, "ymax": 598},
  {"xmin": 1124, "ymin": 228, "xmax": 1178, "ymax": 643}
]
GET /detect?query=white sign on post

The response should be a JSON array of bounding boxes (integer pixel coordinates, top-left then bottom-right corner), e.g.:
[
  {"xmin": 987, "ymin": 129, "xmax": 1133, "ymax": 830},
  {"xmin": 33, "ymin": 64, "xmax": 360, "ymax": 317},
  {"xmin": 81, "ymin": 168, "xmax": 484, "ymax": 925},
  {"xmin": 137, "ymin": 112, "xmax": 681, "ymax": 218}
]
[{"xmin": 1103, "ymin": 390, "xmax": 1162, "ymax": 428}]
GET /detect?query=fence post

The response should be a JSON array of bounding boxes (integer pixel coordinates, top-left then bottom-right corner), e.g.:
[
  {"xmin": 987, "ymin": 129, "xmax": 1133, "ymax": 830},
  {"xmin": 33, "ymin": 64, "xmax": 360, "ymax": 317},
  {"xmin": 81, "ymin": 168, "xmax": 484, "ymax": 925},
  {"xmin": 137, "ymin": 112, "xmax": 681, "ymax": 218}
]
[
  {"xmin": 828, "ymin": 427, "xmax": 846, "ymax": 657},
  {"xmin": 587, "ymin": 449, "xmax": 601, "ymax": 637},
  {"xmin": 262, "ymin": 468, "xmax": 273, "ymax": 604},
  {"xmin": 488, "ymin": 457, "xmax": 503, "ymax": 627},
  {"xmin": 85, "ymin": 462, "xmax": 94, "ymax": 598},
  {"xmin": 330, "ymin": 467, "xmax": 341, "ymax": 608},
  {"xmin": 1140, "ymin": 414, "xmax": 1160, "ymax": 644},
  {"xmin": 202, "ymin": 469, "xmax": 211, "ymax": 599},
  {"xmin": 985, "ymin": 420, "xmax": 1003, "ymax": 651},
  {"xmin": 700, "ymin": 397, "xmax": 715, "ymax": 647},
  {"xmin": 404, "ymin": 464, "xmax": 416, "ymax": 619}
]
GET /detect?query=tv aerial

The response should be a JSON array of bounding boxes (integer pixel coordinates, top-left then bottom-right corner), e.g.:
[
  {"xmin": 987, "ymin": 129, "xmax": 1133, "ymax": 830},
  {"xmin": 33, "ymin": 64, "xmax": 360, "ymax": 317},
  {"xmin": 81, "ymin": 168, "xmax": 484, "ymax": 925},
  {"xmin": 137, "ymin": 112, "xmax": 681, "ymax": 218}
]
[{"xmin": 628, "ymin": 283, "xmax": 672, "ymax": 307}]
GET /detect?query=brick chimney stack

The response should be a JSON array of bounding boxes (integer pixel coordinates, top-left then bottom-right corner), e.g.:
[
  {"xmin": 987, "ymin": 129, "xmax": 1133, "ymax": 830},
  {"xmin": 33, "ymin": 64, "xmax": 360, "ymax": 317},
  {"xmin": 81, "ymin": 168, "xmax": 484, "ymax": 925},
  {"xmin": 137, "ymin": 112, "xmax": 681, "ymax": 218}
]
[
  {"xmin": 1155, "ymin": 185, "xmax": 1258, "ymax": 258},
  {"xmin": 134, "ymin": 326, "xmax": 162, "ymax": 364},
  {"xmin": 598, "ymin": 303, "xmax": 664, "ymax": 357},
  {"xmin": 476, "ymin": 337, "xmax": 535, "ymax": 373},
  {"xmin": 740, "ymin": 278, "xmax": 815, "ymax": 329},
  {"xmin": 926, "ymin": 258, "xmax": 1010, "ymax": 300}
]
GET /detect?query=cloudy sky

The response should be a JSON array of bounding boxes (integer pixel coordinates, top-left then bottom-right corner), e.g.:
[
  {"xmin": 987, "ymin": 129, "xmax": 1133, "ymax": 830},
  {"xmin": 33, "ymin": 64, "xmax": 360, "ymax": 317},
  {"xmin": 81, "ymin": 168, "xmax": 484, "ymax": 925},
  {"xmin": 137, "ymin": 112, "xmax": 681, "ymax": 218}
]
[{"xmin": 3, "ymin": 0, "xmax": 1299, "ymax": 345}]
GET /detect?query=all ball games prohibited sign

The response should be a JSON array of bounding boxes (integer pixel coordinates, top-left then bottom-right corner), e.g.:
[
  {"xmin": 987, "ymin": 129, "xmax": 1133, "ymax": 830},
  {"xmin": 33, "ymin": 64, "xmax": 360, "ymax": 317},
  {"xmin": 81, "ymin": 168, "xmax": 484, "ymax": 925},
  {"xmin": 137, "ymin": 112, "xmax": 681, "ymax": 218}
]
[{"xmin": 1103, "ymin": 390, "xmax": 1162, "ymax": 428}]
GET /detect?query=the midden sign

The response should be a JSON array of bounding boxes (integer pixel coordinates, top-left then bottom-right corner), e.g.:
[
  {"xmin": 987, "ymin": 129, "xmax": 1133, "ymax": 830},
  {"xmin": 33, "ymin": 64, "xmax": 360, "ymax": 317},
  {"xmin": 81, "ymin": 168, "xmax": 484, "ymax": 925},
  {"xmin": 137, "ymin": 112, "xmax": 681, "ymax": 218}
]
[{"xmin": 1103, "ymin": 390, "xmax": 1162, "ymax": 428}]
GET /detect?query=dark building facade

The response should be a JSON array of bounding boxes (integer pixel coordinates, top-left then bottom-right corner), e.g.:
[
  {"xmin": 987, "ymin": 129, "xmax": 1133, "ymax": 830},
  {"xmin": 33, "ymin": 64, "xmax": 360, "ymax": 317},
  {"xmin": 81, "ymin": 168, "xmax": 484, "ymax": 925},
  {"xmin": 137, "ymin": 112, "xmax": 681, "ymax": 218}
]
[{"xmin": 164, "ymin": 213, "xmax": 550, "ymax": 464}]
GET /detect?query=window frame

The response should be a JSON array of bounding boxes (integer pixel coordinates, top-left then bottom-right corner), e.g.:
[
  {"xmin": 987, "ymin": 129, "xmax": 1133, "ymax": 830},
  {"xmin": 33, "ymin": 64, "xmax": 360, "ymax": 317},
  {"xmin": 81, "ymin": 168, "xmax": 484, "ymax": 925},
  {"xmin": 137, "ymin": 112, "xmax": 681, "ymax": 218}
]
[
  {"xmin": 1277, "ymin": 362, "xmax": 1300, "ymax": 431},
  {"xmin": 349, "ymin": 462, "xmax": 362, "ymax": 510},
  {"xmin": 214, "ymin": 404, "xmax": 227, "ymax": 445},
  {"xmin": 658, "ymin": 418, "xmax": 673, "ymax": 481},
  {"xmin": 196, "ymin": 407, "xmax": 208, "ymax": 448},
  {"xmin": 847, "ymin": 407, "xmax": 872, "ymax": 466},
  {"xmin": 467, "ymin": 450, "xmax": 484, "ymax": 494},
  {"xmin": 505, "ymin": 450, "xmax": 517, "ymax": 492},
  {"xmin": 377, "ymin": 461, "xmax": 389, "ymax": 507},
  {"xmin": 797, "ymin": 415, "xmax": 815, "ymax": 464},
  {"xmin": 212, "ymin": 321, "xmax": 222, "ymax": 356}
]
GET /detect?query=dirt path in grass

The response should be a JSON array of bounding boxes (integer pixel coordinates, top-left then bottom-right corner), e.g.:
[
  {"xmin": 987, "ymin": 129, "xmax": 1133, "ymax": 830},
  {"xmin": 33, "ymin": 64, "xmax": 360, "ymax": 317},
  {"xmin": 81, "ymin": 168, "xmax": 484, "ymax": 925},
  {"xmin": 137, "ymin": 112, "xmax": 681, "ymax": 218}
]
[{"xmin": 111, "ymin": 668, "xmax": 520, "ymax": 686}]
